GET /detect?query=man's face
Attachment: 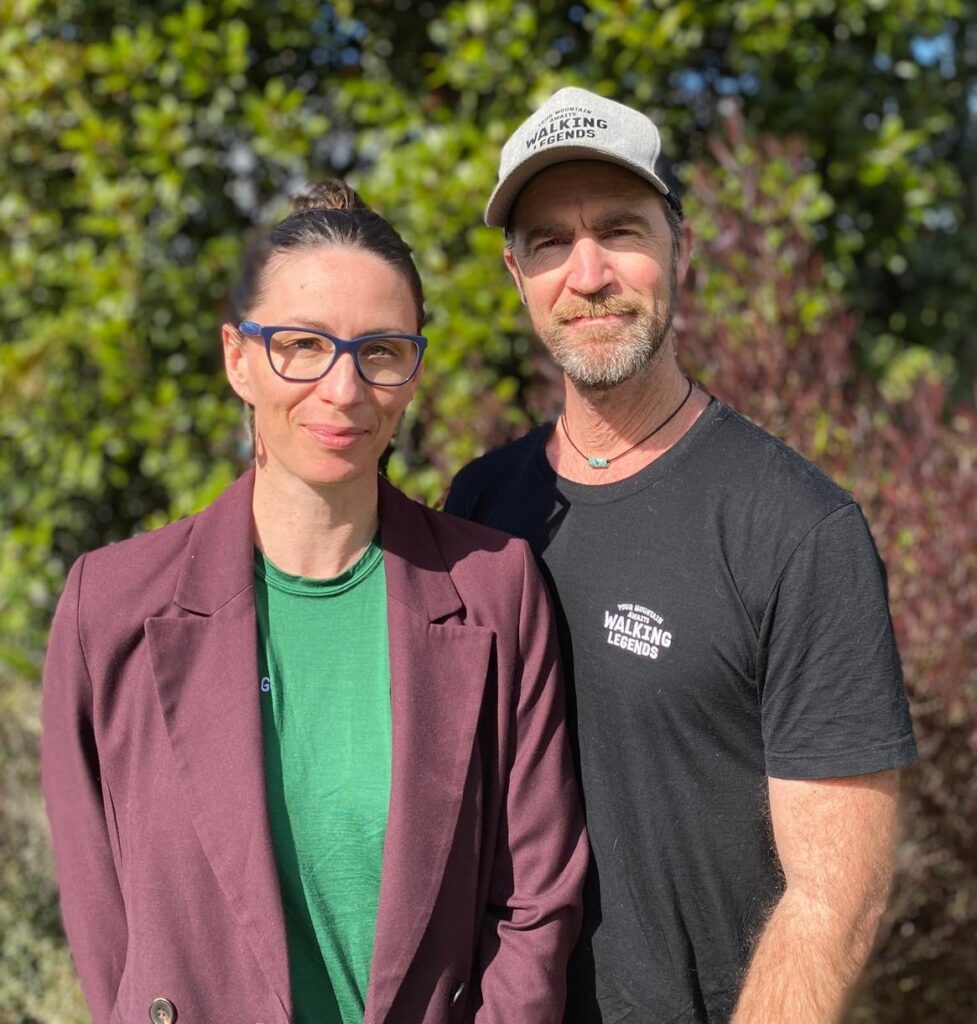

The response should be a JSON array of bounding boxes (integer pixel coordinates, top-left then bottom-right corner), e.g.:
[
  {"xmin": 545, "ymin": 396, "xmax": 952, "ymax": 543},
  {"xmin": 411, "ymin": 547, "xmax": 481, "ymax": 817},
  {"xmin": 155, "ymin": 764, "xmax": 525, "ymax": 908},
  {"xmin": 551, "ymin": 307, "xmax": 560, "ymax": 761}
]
[{"xmin": 504, "ymin": 160, "xmax": 690, "ymax": 391}]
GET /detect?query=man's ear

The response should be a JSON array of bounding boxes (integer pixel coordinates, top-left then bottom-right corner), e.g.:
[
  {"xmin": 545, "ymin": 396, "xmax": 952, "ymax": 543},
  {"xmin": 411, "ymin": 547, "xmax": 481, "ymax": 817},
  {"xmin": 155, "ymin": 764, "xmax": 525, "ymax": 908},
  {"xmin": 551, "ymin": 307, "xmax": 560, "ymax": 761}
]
[
  {"xmin": 222, "ymin": 323, "xmax": 254, "ymax": 404},
  {"xmin": 503, "ymin": 247, "xmax": 528, "ymax": 306},
  {"xmin": 676, "ymin": 219, "xmax": 694, "ymax": 285}
]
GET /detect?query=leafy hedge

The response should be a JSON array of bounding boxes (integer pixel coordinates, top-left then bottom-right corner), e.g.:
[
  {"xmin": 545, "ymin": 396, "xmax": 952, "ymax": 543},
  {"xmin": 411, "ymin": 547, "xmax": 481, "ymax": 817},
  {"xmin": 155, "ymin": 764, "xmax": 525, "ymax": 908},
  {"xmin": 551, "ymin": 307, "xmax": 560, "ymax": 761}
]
[{"xmin": 2, "ymin": 2, "xmax": 974, "ymax": 1021}]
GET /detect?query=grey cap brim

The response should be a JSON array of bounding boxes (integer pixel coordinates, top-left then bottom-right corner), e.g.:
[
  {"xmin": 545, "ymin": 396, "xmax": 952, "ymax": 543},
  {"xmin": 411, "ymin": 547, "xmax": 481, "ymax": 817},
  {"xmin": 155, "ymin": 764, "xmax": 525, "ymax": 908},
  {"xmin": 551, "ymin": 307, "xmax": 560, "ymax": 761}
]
[{"xmin": 485, "ymin": 144, "xmax": 670, "ymax": 228}]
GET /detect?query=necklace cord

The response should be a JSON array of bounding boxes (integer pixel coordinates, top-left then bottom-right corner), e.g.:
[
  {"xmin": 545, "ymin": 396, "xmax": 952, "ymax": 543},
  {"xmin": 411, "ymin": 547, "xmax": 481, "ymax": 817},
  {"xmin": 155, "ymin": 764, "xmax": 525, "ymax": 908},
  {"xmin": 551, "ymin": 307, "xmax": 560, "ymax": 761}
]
[{"xmin": 561, "ymin": 377, "xmax": 695, "ymax": 469}]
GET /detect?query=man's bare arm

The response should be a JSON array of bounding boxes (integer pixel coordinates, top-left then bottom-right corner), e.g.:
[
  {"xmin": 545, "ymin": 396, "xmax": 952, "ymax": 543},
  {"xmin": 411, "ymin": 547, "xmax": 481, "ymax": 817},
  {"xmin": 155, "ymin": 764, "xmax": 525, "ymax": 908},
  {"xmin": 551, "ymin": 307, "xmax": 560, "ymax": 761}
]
[{"xmin": 731, "ymin": 770, "xmax": 900, "ymax": 1024}]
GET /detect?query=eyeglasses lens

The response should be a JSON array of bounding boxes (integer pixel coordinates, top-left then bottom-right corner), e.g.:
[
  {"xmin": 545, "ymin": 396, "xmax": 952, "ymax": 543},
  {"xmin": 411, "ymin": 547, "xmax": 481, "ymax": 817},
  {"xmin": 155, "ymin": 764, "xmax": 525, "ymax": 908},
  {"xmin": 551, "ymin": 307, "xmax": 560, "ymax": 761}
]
[{"xmin": 269, "ymin": 331, "xmax": 420, "ymax": 384}]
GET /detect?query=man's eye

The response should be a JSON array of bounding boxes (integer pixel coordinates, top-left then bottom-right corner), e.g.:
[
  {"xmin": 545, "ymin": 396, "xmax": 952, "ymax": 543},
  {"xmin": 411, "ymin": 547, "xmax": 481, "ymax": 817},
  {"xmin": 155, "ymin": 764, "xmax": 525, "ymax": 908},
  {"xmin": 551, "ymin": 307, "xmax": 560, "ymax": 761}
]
[{"xmin": 533, "ymin": 238, "xmax": 566, "ymax": 252}]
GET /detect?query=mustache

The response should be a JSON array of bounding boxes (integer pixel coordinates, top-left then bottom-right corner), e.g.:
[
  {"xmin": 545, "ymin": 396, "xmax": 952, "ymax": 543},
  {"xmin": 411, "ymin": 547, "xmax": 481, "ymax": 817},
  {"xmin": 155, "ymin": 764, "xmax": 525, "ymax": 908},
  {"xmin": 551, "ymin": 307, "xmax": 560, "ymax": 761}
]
[{"xmin": 554, "ymin": 297, "xmax": 643, "ymax": 325}]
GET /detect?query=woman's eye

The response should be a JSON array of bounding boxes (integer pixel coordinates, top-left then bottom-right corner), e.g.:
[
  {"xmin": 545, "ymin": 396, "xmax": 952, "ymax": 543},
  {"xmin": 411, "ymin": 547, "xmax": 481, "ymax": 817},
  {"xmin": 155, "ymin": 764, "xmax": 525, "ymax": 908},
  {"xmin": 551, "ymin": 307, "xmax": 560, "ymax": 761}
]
[
  {"xmin": 270, "ymin": 333, "xmax": 328, "ymax": 358},
  {"xmin": 277, "ymin": 334, "xmax": 324, "ymax": 350},
  {"xmin": 360, "ymin": 341, "xmax": 400, "ymax": 360}
]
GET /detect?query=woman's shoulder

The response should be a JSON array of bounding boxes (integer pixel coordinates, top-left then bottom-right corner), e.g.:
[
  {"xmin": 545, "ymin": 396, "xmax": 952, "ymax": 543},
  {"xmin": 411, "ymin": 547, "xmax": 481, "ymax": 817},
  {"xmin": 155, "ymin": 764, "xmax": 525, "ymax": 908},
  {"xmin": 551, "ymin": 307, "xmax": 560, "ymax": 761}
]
[
  {"xmin": 64, "ymin": 514, "xmax": 199, "ymax": 634},
  {"xmin": 380, "ymin": 480, "xmax": 536, "ymax": 616},
  {"xmin": 77, "ymin": 512, "xmax": 197, "ymax": 581},
  {"xmin": 383, "ymin": 479, "xmax": 528, "ymax": 561},
  {"xmin": 76, "ymin": 471, "xmax": 253, "ymax": 592},
  {"xmin": 430, "ymin": 503, "xmax": 528, "ymax": 559}
]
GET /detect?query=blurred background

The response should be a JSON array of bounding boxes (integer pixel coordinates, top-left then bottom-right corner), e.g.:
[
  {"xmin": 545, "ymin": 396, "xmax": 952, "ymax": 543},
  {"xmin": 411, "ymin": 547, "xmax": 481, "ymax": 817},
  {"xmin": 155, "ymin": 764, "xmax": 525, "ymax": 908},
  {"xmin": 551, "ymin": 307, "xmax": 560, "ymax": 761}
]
[{"xmin": 1, "ymin": 1, "xmax": 974, "ymax": 1021}]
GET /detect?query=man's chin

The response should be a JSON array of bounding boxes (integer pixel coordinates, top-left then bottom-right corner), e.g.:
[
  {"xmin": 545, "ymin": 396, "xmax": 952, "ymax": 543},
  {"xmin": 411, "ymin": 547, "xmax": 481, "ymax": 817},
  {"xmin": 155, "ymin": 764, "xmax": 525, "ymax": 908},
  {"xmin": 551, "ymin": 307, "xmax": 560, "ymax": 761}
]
[
  {"xmin": 566, "ymin": 374, "xmax": 623, "ymax": 393},
  {"xmin": 551, "ymin": 340, "xmax": 657, "ymax": 392},
  {"xmin": 544, "ymin": 316, "xmax": 672, "ymax": 392}
]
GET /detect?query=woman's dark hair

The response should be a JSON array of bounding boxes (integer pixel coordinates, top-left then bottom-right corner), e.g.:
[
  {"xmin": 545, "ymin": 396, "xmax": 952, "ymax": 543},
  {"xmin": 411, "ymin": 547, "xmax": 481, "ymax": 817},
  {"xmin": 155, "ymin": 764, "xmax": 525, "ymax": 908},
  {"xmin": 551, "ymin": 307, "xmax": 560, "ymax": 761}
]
[{"xmin": 228, "ymin": 180, "xmax": 425, "ymax": 329}]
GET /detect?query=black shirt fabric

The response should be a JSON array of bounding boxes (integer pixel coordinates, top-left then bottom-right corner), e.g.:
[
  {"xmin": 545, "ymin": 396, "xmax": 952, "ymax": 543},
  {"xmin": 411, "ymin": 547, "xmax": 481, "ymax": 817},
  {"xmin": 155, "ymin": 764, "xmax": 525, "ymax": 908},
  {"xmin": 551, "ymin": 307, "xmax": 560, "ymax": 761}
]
[{"xmin": 445, "ymin": 399, "xmax": 916, "ymax": 1024}]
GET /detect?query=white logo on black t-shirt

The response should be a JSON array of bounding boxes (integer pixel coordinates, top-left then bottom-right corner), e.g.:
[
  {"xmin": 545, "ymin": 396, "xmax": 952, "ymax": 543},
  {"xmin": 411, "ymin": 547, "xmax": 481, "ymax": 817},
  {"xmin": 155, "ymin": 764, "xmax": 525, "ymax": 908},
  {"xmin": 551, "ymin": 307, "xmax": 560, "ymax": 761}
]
[{"xmin": 603, "ymin": 602, "xmax": 673, "ymax": 660}]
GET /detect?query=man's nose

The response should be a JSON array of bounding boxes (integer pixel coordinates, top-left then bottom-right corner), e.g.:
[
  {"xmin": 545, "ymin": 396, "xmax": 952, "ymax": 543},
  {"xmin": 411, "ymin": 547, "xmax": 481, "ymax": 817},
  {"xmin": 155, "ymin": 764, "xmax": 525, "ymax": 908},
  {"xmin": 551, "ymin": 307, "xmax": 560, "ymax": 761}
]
[{"xmin": 565, "ymin": 236, "xmax": 614, "ymax": 296}]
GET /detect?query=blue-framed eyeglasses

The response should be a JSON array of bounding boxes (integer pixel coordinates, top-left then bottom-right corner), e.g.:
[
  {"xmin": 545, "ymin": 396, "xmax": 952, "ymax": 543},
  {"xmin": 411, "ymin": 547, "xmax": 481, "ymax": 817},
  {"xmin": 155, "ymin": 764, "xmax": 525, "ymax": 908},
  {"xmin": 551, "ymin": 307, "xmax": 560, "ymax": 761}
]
[{"xmin": 237, "ymin": 321, "xmax": 427, "ymax": 387}]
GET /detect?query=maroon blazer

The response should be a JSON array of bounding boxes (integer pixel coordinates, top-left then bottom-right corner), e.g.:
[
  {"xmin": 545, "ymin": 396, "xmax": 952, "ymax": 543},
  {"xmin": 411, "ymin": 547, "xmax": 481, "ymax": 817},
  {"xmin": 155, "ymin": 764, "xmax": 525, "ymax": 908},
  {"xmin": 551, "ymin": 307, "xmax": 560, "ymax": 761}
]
[{"xmin": 42, "ymin": 470, "xmax": 587, "ymax": 1024}]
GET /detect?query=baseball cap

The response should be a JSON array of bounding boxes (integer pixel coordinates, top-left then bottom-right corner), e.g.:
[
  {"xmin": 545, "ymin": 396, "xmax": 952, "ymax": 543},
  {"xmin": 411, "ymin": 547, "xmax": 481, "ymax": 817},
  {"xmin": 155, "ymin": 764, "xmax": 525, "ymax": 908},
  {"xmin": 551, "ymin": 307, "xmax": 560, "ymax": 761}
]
[{"xmin": 485, "ymin": 86, "xmax": 680, "ymax": 228}]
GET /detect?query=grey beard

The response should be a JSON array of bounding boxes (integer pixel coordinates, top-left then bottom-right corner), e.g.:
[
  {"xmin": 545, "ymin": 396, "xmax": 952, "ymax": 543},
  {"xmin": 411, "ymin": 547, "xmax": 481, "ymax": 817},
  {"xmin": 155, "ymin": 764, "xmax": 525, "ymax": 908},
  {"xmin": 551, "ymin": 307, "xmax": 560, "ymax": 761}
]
[{"xmin": 543, "ymin": 306, "xmax": 673, "ymax": 392}]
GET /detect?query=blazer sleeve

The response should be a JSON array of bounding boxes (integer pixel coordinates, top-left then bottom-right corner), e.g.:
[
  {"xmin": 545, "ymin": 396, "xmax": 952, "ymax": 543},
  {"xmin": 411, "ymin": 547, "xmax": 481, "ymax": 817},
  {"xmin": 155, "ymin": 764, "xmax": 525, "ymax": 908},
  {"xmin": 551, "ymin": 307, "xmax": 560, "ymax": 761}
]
[
  {"xmin": 475, "ymin": 542, "xmax": 588, "ymax": 1023},
  {"xmin": 41, "ymin": 555, "xmax": 128, "ymax": 1024}
]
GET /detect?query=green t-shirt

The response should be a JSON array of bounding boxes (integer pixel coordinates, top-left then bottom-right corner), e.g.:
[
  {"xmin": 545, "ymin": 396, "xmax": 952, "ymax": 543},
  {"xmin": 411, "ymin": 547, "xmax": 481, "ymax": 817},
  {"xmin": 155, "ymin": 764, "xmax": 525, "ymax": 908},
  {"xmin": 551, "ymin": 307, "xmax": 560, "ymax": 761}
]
[{"xmin": 255, "ymin": 540, "xmax": 391, "ymax": 1024}]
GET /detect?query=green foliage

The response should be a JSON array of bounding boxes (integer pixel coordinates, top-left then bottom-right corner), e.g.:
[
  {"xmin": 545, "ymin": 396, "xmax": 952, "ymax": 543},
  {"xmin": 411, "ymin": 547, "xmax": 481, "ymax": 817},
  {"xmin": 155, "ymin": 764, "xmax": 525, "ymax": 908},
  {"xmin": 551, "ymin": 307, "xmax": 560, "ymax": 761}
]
[
  {"xmin": 1, "ymin": 1, "xmax": 974, "ymax": 1019},
  {"xmin": 5, "ymin": 0, "xmax": 974, "ymax": 664},
  {"xmin": 339, "ymin": 0, "xmax": 977, "ymax": 390}
]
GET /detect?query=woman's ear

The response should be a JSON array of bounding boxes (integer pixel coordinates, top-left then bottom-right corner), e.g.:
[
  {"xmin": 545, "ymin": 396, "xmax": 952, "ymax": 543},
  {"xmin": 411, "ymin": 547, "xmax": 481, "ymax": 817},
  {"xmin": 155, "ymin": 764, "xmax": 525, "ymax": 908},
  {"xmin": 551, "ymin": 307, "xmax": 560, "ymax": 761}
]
[{"xmin": 222, "ymin": 323, "xmax": 254, "ymax": 404}]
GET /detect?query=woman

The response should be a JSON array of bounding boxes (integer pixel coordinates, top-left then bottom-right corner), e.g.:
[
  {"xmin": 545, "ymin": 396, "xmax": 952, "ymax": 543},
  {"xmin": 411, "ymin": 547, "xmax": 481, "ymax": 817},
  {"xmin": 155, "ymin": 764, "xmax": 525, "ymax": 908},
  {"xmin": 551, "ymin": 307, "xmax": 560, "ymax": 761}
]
[{"xmin": 42, "ymin": 182, "xmax": 587, "ymax": 1024}]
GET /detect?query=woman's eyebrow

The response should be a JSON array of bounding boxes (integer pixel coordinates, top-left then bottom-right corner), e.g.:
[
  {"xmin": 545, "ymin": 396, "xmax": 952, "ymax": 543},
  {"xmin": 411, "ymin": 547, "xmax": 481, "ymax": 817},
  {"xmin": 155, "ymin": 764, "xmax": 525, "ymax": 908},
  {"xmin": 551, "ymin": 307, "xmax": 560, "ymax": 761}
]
[
  {"xmin": 282, "ymin": 317, "xmax": 331, "ymax": 330},
  {"xmin": 283, "ymin": 318, "xmax": 411, "ymax": 337}
]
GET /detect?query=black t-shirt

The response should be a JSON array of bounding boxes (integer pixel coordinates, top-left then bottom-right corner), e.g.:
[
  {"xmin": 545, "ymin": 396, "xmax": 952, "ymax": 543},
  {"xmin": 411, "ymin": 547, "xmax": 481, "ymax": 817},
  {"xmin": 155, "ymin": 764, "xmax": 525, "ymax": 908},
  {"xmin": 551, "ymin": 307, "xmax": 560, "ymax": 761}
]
[{"xmin": 445, "ymin": 400, "xmax": 916, "ymax": 1024}]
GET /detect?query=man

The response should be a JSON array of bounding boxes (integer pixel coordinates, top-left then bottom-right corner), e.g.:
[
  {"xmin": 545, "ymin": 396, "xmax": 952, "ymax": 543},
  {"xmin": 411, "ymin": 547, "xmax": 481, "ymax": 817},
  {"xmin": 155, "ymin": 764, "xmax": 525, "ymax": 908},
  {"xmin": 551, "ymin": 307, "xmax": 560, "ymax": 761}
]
[{"xmin": 445, "ymin": 87, "xmax": 917, "ymax": 1024}]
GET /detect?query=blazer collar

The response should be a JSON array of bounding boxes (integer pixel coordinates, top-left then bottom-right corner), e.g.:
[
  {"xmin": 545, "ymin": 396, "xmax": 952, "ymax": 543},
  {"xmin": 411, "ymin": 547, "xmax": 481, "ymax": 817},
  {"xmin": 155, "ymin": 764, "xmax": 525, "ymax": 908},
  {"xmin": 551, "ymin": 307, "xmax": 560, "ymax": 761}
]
[
  {"xmin": 174, "ymin": 469, "xmax": 464, "ymax": 625},
  {"xmin": 377, "ymin": 476, "xmax": 463, "ymax": 624},
  {"xmin": 173, "ymin": 468, "xmax": 257, "ymax": 615}
]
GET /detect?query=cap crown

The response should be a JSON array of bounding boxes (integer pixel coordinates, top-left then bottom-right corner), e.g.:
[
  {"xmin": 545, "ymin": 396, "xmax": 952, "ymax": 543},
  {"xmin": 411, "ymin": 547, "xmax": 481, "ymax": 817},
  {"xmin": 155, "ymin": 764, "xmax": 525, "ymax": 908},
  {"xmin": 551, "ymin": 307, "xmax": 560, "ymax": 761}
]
[{"xmin": 485, "ymin": 86, "xmax": 672, "ymax": 227}]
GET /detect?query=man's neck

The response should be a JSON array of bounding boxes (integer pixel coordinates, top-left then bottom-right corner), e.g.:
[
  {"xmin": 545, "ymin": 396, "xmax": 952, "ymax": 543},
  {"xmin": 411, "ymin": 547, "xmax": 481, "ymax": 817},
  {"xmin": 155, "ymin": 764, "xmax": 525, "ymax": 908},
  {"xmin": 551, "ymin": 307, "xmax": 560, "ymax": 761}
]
[
  {"xmin": 251, "ymin": 460, "xmax": 379, "ymax": 579},
  {"xmin": 546, "ymin": 350, "xmax": 708, "ymax": 484}
]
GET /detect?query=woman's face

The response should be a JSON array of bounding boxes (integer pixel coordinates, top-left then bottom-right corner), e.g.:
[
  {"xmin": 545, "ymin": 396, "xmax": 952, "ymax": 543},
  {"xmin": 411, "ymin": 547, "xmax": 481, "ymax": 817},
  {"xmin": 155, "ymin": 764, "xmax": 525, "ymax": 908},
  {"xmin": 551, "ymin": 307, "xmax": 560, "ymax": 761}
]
[{"xmin": 222, "ymin": 246, "xmax": 422, "ymax": 493}]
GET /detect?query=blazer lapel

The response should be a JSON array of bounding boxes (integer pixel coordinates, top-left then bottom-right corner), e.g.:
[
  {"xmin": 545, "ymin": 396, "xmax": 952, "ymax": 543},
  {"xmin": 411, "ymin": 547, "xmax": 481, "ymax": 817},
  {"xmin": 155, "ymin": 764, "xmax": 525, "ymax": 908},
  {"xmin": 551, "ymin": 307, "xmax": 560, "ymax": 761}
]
[
  {"xmin": 365, "ymin": 481, "xmax": 494, "ymax": 1023},
  {"xmin": 145, "ymin": 470, "xmax": 291, "ymax": 1019}
]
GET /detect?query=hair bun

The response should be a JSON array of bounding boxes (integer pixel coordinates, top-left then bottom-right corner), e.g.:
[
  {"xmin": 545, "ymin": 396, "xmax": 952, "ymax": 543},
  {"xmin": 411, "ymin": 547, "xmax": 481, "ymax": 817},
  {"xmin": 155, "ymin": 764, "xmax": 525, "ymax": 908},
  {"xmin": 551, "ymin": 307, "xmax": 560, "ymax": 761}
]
[{"xmin": 291, "ymin": 180, "xmax": 368, "ymax": 215}]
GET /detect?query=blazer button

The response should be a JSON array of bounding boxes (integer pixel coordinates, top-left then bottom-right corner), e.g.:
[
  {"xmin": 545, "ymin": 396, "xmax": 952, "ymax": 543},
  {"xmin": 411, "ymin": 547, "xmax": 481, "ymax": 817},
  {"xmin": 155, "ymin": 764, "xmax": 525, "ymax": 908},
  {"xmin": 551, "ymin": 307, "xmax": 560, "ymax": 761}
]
[
  {"xmin": 451, "ymin": 981, "xmax": 466, "ymax": 1005},
  {"xmin": 149, "ymin": 997, "xmax": 177, "ymax": 1024}
]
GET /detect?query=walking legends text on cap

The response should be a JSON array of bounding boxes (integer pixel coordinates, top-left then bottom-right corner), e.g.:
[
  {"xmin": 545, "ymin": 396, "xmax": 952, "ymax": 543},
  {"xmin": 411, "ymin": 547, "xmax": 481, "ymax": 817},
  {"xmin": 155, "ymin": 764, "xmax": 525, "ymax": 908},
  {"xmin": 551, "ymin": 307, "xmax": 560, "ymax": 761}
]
[{"xmin": 484, "ymin": 86, "xmax": 680, "ymax": 228}]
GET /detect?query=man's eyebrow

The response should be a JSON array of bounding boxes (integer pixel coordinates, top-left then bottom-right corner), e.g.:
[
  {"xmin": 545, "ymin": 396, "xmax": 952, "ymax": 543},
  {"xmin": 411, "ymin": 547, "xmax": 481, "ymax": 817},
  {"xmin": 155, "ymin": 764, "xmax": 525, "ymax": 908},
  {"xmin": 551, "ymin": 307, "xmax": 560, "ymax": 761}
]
[{"xmin": 590, "ymin": 210, "xmax": 654, "ymax": 232}]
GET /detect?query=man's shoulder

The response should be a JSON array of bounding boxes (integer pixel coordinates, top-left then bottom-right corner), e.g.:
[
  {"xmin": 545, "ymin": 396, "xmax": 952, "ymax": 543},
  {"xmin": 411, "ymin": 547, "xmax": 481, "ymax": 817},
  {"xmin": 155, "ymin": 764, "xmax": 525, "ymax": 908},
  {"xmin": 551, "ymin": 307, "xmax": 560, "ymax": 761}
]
[
  {"xmin": 452, "ymin": 424, "xmax": 550, "ymax": 486},
  {"xmin": 707, "ymin": 401, "xmax": 854, "ymax": 522},
  {"xmin": 446, "ymin": 424, "xmax": 551, "ymax": 518}
]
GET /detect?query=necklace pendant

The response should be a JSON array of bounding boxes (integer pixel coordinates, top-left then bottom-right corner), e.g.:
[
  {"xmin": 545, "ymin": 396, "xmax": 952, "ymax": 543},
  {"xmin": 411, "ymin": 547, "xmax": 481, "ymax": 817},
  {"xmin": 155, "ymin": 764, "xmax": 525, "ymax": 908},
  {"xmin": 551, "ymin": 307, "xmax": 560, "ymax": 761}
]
[{"xmin": 588, "ymin": 456, "xmax": 610, "ymax": 469}]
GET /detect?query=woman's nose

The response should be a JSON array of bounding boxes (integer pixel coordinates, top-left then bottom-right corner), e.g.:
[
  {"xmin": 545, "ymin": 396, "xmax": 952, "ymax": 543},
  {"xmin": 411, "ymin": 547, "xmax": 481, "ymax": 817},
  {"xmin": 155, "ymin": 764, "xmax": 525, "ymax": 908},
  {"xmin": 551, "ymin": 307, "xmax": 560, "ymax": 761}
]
[{"xmin": 314, "ymin": 351, "xmax": 367, "ymax": 406}]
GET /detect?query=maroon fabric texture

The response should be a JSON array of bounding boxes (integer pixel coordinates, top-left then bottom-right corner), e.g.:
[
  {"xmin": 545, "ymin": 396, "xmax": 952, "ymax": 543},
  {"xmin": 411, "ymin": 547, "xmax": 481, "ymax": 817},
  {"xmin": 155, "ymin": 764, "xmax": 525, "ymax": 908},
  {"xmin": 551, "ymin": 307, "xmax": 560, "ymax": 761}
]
[{"xmin": 42, "ymin": 470, "xmax": 587, "ymax": 1024}]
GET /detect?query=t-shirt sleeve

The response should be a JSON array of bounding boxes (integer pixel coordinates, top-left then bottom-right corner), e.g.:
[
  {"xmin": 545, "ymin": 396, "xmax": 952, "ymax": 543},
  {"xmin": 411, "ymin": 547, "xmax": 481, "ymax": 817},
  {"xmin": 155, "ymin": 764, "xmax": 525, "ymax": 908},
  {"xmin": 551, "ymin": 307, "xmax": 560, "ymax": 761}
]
[{"xmin": 757, "ymin": 502, "xmax": 917, "ymax": 780}]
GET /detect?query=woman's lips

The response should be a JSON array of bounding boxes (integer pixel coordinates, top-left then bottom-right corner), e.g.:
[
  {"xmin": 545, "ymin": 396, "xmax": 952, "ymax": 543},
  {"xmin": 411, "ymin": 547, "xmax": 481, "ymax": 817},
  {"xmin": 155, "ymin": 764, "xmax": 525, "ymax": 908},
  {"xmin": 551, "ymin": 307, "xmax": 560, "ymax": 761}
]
[{"xmin": 301, "ymin": 424, "xmax": 369, "ymax": 450}]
